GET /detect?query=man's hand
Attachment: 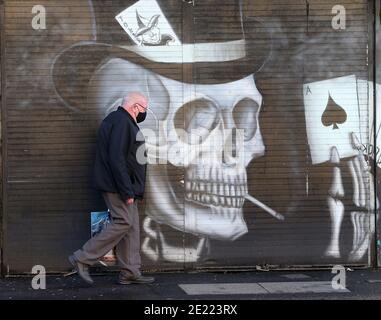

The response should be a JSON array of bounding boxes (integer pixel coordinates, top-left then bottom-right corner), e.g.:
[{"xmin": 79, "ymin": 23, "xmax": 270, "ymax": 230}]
[{"xmin": 126, "ymin": 198, "xmax": 134, "ymax": 205}]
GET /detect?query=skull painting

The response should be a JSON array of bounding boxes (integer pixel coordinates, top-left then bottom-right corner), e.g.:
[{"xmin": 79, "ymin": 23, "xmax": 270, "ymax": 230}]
[
  {"xmin": 87, "ymin": 57, "xmax": 265, "ymax": 262},
  {"xmin": 49, "ymin": 0, "xmax": 375, "ymax": 267},
  {"xmin": 51, "ymin": 0, "xmax": 273, "ymax": 264}
]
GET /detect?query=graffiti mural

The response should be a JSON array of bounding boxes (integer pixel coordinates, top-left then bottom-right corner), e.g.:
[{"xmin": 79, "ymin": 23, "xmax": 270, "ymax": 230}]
[
  {"xmin": 49, "ymin": 0, "xmax": 376, "ymax": 267},
  {"xmin": 3, "ymin": 0, "xmax": 374, "ymax": 271},
  {"xmin": 52, "ymin": 0, "xmax": 280, "ymax": 265}
]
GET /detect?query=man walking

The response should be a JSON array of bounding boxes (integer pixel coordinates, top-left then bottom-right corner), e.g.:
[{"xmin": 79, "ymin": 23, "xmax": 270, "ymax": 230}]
[{"xmin": 69, "ymin": 92, "xmax": 154, "ymax": 285}]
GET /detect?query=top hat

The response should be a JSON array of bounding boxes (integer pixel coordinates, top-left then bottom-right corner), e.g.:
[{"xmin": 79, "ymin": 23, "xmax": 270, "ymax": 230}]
[{"xmin": 52, "ymin": 0, "xmax": 272, "ymax": 110}]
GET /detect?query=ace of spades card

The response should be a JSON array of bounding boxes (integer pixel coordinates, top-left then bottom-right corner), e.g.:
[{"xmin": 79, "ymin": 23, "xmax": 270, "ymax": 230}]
[{"xmin": 304, "ymin": 75, "xmax": 361, "ymax": 165}]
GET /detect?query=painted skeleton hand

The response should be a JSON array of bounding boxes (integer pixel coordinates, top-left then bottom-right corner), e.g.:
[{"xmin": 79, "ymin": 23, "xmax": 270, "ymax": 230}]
[{"xmin": 326, "ymin": 132, "xmax": 375, "ymax": 261}]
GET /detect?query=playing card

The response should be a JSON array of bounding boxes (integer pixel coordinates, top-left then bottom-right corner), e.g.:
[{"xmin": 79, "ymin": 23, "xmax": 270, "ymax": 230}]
[
  {"xmin": 115, "ymin": 0, "xmax": 180, "ymax": 46},
  {"xmin": 304, "ymin": 75, "xmax": 361, "ymax": 164}
]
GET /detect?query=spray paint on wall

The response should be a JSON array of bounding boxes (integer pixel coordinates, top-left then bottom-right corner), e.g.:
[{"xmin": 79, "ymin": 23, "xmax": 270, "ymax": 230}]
[{"xmin": 49, "ymin": 0, "xmax": 375, "ymax": 265}]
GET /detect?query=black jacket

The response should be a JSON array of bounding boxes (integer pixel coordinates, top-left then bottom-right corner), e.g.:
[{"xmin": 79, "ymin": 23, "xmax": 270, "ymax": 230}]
[{"xmin": 93, "ymin": 106, "xmax": 147, "ymax": 201}]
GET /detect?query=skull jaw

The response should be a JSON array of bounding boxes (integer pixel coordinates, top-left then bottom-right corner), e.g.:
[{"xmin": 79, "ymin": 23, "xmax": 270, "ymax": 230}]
[
  {"xmin": 146, "ymin": 199, "xmax": 249, "ymax": 241},
  {"xmin": 183, "ymin": 199, "xmax": 249, "ymax": 240},
  {"xmin": 144, "ymin": 165, "xmax": 249, "ymax": 241}
]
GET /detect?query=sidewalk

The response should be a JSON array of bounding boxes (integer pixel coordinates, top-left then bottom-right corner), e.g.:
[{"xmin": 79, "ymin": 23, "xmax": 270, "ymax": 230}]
[{"xmin": 1, "ymin": 268, "xmax": 381, "ymax": 300}]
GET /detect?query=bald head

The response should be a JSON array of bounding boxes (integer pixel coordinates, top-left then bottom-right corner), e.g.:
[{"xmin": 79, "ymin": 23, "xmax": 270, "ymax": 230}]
[
  {"xmin": 122, "ymin": 92, "xmax": 148, "ymax": 109},
  {"xmin": 122, "ymin": 92, "xmax": 148, "ymax": 122}
]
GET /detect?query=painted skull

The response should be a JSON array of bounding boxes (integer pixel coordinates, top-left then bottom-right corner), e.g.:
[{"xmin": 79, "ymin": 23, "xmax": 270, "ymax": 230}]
[{"xmin": 87, "ymin": 57, "xmax": 265, "ymax": 242}]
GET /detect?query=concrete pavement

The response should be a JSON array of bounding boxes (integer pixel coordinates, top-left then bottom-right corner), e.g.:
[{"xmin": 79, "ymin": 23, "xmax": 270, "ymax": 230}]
[{"xmin": 1, "ymin": 268, "xmax": 381, "ymax": 300}]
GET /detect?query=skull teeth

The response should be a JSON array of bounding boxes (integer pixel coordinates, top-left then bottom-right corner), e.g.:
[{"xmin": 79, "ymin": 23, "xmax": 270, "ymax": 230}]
[
  {"xmin": 184, "ymin": 183, "xmax": 246, "ymax": 208},
  {"xmin": 184, "ymin": 168, "xmax": 247, "ymax": 208},
  {"xmin": 211, "ymin": 195, "xmax": 219, "ymax": 206},
  {"xmin": 185, "ymin": 180, "xmax": 246, "ymax": 197}
]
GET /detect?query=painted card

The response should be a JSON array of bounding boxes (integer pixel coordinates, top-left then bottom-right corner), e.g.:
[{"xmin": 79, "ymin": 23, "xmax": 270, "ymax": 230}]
[
  {"xmin": 115, "ymin": 0, "xmax": 180, "ymax": 46},
  {"xmin": 304, "ymin": 75, "xmax": 361, "ymax": 164}
]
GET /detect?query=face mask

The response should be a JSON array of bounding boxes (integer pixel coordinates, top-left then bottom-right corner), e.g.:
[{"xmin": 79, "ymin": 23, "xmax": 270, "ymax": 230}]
[
  {"xmin": 136, "ymin": 111, "xmax": 147, "ymax": 123},
  {"xmin": 134, "ymin": 104, "xmax": 147, "ymax": 123}
]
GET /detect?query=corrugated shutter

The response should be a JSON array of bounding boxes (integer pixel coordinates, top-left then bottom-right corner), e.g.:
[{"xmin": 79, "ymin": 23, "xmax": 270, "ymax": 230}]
[
  {"xmin": 0, "ymin": 0, "xmax": 3, "ymax": 268},
  {"xmin": 375, "ymin": 0, "xmax": 381, "ymax": 267},
  {"xmin": 3, "ymin": 0, "xmax": 104, "ymax": 273},
  {"xmin": 1, "ymin": 0, "xmax": 373, "ymax": 274}
]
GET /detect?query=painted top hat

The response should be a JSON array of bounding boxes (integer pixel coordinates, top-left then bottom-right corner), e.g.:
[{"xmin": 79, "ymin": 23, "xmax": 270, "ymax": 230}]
[{"xmin": 52, "ymin": 0, "xmax": 272, "ymax": 110}]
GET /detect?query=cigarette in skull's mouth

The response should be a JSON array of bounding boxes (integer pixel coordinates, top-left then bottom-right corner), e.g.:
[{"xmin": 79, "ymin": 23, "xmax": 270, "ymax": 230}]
[{"xmin": 244, "ymin": 194, "xmax": 285, "ymax": 221}]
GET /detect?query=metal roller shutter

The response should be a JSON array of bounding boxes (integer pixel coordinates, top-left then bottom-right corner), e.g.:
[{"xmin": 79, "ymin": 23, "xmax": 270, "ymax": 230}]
[{"xmin": 1, "ymin": 0, "xmax": 374, "ymax": 274}]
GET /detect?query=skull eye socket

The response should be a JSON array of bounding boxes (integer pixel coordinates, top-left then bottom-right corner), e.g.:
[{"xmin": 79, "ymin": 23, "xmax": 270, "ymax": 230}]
[
  {"xmin": 174, "ymin": 98, "xmax": 220, "ymax": 144},
  {"xmin": 233, "ymin": 98, "xmax": 260, "ymax": 141}
]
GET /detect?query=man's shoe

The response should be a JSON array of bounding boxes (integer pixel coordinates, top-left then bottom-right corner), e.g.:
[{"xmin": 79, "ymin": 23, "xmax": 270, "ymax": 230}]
[
  {"xmin": 68, "ymin": 255, "xmax": 94, "ymax": 285},
  {"xmin": 118, "ymin": 273, "xmax": 155, "ymax": 285}
]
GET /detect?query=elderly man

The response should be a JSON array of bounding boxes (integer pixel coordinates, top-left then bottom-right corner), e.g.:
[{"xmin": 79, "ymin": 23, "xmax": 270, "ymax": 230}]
[{"xmin": 69, "ymin": 92, "xmax": 154, "ymax": 285}]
